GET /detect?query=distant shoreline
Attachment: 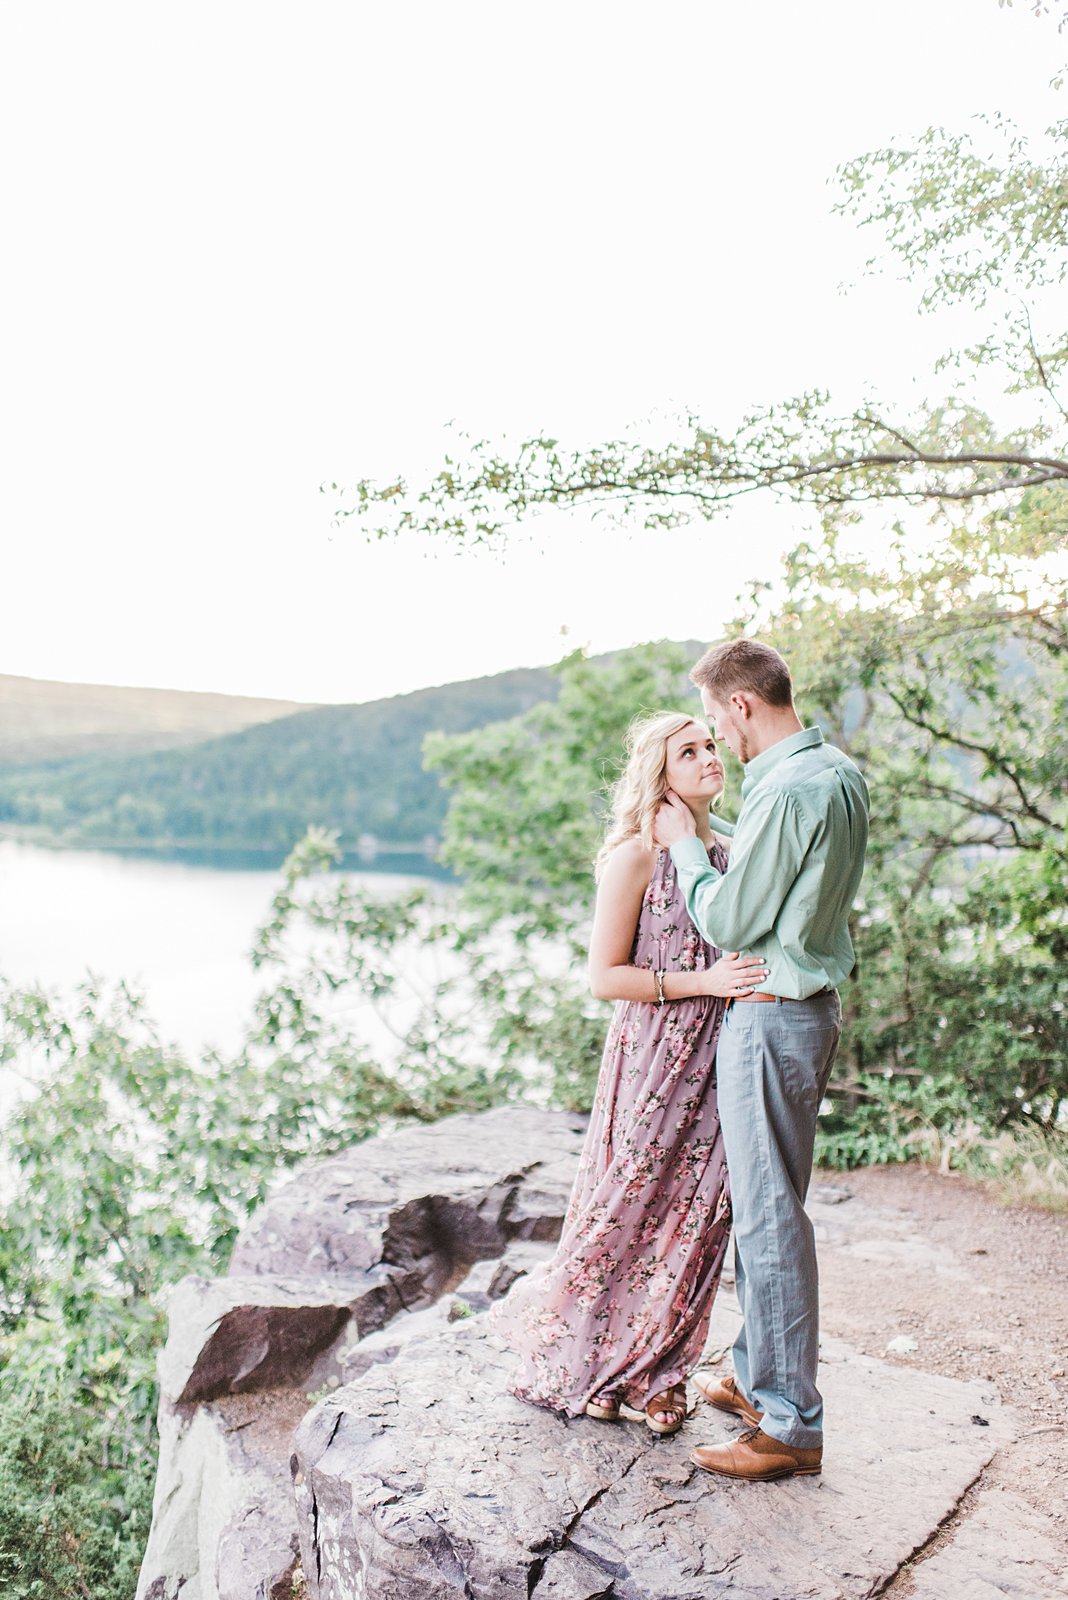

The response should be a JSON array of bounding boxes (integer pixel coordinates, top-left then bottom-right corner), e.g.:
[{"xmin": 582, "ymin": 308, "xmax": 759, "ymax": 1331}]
[{"xmin": 0, "ymin": 827, "xmax": 451, "ymax": 877}]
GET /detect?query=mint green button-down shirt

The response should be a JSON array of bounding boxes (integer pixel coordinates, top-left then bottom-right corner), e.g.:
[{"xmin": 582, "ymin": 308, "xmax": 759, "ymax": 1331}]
[{"xmin": 670, "ymin": 727, "xmax": 869, "ymax": 999}]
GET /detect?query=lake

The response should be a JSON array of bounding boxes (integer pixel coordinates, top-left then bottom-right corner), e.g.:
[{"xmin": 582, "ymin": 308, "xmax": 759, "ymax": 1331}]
[{"xmin": 0, "ymin": 839, "xmax": 437, "ymax": 1057}]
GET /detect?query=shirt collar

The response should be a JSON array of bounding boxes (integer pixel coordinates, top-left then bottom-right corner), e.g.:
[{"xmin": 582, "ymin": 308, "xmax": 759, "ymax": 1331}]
[{"xmin": 741, "ymin": 726, "xmax": 824, "ymax": 796}]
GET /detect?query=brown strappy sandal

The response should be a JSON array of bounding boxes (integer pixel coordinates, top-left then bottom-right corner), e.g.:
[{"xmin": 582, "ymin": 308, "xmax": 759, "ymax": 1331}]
[
  {"xmin": 584, "ymin": 1388, "xmax": 622, "ymax": 1421},
  {"xmin": 620, "ymin": 1383, "xmax": 687, "ymax": 1436}
]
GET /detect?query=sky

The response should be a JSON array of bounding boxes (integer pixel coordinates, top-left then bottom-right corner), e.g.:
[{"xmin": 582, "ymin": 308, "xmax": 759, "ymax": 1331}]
[{"xmin": 1, "ymin": 0, "xmax": 1063, "ymax": 706}]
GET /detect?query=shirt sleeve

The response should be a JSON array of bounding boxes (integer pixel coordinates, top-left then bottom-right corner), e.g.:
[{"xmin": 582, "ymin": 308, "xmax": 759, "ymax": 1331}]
[{"xmin": 669, "ymin": 786, "xmax": 807, "ymax": 951}]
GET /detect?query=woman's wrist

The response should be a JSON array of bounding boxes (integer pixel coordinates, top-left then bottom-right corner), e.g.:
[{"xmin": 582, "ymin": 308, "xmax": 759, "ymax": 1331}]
[{"xmin": 656, "ymin": 970, "xmax": 712, "ymax": 1002}]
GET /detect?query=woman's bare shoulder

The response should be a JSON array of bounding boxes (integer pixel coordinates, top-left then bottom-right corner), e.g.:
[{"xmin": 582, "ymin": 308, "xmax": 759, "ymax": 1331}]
[{"xmin": 601, "ymin": 836, "xmax": 657, "ymax": 884}]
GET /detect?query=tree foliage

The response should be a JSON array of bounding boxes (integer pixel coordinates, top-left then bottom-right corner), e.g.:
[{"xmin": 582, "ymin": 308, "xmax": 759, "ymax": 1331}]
[
  {"xmin": 419, "ymin": 554, "xmax": 1068, "ymax": 1154},
  {"xmin": 330, "ymin": 116, "xmax": 1066, "ymax": 540},
  {"xmin": 326, "ymin": 93, "xmax": 1068, "ymax": 1164},
  {"xmin": 748, "ymin": 524, "xmax": 1066, "ymax": 1159}
]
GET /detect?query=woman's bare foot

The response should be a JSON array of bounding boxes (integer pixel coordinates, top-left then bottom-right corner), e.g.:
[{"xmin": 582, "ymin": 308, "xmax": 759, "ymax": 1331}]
[
  {"xmin": 621, "ymin": 1383, "xmax": 687, "ymax": 1435},
  {"xmin": 647, "ymin": 1384, "xmax": 686, "ymax": 1434},
  {"xmin": 584, "ymin": 1388, "xmax": 621, "ymax": 1421}
]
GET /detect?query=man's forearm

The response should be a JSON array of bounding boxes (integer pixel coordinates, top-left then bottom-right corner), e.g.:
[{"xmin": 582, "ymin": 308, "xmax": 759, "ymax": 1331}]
[
  {"xmin": 676, "ymin": 784, "xmax": 809, "ymax": 951},
  {"xmin": 669, "ymin": 837, "xmax": 748, "ymax": 948}
]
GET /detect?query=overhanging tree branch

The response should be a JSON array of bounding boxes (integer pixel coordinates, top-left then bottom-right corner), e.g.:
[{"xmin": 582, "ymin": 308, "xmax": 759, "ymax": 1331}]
[
  {"xmin": 330, "ymin": 409, "xmax": 1068, "ymax": 543},
  {"xmin": 885, "ymin": 687, "xmax": 1058, "ymax": 829}
]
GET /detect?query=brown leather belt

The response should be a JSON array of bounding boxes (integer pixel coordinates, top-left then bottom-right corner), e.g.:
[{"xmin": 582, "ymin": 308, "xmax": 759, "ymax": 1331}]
[{"xmin": 733, "ymin": 990, "xmax": 832, "ymax": 1004}]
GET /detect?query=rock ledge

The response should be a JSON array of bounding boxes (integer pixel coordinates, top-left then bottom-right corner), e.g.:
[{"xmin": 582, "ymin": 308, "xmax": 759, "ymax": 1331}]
[{"xmin": 137, "ymin": 1106, "xmax": 1050, "ymax": 1600}]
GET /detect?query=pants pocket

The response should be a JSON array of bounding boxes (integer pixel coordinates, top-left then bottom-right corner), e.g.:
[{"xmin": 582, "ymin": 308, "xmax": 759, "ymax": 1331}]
[{"xmin": 779, "ymin": 1023, "xmax": 840, "ymax": 1112}]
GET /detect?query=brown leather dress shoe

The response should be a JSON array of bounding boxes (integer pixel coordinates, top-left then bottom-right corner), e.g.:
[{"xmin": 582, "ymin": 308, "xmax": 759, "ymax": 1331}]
[
  {"xmin": 690, "ymin": 1426, "xmax": 822, "ymax": 1481},
  {"xmin": 691, "ymin": 1372, "xmax": 763, "ymax": 1427}
]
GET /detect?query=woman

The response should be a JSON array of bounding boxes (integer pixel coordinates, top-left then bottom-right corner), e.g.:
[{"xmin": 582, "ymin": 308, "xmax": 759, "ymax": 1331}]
[{"xmin": 489, "ymin": 713, "xmax": 767, "ymax": 1435}]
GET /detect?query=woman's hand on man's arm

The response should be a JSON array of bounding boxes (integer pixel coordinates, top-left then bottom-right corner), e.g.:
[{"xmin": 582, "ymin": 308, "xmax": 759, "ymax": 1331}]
[{"xmin": 587, "ymin": 841, "xmax": 767, "ymax": 1004}]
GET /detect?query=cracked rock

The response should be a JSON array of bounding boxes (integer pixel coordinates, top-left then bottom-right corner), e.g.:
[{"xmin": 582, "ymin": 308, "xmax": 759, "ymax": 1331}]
[
  {"xmin": 229, "ymin": 1106, "xmax": 588, "ymax": 1293},
  {"xmin": 136, "ymin": 1388, "xmax": 306, "ymax": 1600},
  {"xmin": 137, "ymin": 1107, "xmax": 587, "ymax": 1600},
  {"xmin": 906, "ymin": 1485, "xmax": 1068, "ymax": 1599},
  {"xmin": 292, "ymin": 1308, "xmax": 1014, "ymax": 1600},
  {"xmin": 453, "ymin": 1238, "xmax": 557, "ymax": 1312},
  {"xmin": 138, "ymin": 1107, "xmax": 1027, "ymax": 1600},
  {"xmin": 157, "ymin": 1276, "xmax": 353, "ymax": 1406}
]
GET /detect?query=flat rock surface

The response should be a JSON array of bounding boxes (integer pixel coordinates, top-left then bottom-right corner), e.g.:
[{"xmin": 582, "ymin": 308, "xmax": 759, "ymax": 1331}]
[
  {"xmin": 292, "ymin": 1291, "xmax": 1013, "ymax": 1600},
  {"xmin": 905, "ymin": 1486, "xmax": 1068, "ymax": 1598}
]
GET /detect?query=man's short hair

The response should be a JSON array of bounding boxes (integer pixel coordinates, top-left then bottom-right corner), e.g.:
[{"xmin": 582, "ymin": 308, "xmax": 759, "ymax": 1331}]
[{"xmin": 690, "ymin": 639, "xmax": 794, "ymax": 708}]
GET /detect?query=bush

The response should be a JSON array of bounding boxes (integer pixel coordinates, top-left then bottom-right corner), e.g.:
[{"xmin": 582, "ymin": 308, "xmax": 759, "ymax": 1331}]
[{"xmin": 0, "ymin": 1387, "xmax": 154, "ymax": 1600}]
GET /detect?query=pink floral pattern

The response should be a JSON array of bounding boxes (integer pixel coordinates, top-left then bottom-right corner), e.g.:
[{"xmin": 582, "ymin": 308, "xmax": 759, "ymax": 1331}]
[{"xmin": 489, "ymin": 842, "xmax": 732, "ymax": 1416}]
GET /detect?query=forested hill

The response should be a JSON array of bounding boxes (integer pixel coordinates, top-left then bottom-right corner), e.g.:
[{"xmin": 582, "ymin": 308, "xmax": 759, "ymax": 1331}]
[
  {"xmin": 0, "ymin": 673, "xmax": 310, "ymax": 766},
  {"xmin": 0, "ymin": 665, "xmax": 563, "ymax": 854}
]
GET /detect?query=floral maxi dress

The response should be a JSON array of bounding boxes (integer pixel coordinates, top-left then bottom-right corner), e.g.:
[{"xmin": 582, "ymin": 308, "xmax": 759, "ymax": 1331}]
[{"xmin": 489, "ymin": 841, "xmax": 732, "ymax": 1416}]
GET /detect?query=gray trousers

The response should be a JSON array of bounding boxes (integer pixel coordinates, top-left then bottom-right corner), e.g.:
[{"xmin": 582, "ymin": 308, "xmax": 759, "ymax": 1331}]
[{"xmin": 715, "ymin": 989, "xmax": 842, "ymax": 1449}]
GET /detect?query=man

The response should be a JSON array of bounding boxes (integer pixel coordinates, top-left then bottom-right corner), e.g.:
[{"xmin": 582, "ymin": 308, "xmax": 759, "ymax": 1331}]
[{"xmin": 654, "ymin": 638, "xmax": 869, "ymax": 1482}]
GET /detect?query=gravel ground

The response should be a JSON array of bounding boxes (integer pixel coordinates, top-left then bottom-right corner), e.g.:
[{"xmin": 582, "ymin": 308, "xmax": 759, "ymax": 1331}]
[{"xmin": 813, "ymin": 1164, "xmax": 1068, "ymax": 1593}]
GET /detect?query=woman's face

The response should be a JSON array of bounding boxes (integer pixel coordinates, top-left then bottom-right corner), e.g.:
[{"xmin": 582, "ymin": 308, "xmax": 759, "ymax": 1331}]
[{"xmin": 663, "ymin": 721, "xmax": 724, "ymax": 804}]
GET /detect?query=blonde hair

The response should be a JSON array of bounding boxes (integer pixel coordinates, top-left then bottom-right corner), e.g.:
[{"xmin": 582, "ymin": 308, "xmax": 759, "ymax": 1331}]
[{"xmin": 595, "ymin": 712, "xmax": 706, "ymax": 880}]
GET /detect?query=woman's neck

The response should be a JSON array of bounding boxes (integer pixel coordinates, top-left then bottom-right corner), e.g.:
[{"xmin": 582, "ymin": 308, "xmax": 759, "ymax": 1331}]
[{"xmin": 686, "ymin": 798, "xmax": 715, "ymax": 846}]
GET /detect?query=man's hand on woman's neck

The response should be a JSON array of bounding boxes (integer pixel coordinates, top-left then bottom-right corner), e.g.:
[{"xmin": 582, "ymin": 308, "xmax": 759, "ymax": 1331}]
[{"xmin": 687, "ymin": 798, "xmax": 716, "ymax": 846}]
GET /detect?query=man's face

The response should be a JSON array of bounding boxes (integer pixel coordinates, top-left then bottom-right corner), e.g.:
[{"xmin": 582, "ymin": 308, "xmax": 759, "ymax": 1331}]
[{"xmin": 700, "ymin": 688, "xmax": 750, "ymax": 764}]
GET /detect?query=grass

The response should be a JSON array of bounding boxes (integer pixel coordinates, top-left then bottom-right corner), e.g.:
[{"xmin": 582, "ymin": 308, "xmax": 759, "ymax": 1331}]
[{"xmin": 920, "ymin": 1122, "xmax": 1068, "ymax": 1212}]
